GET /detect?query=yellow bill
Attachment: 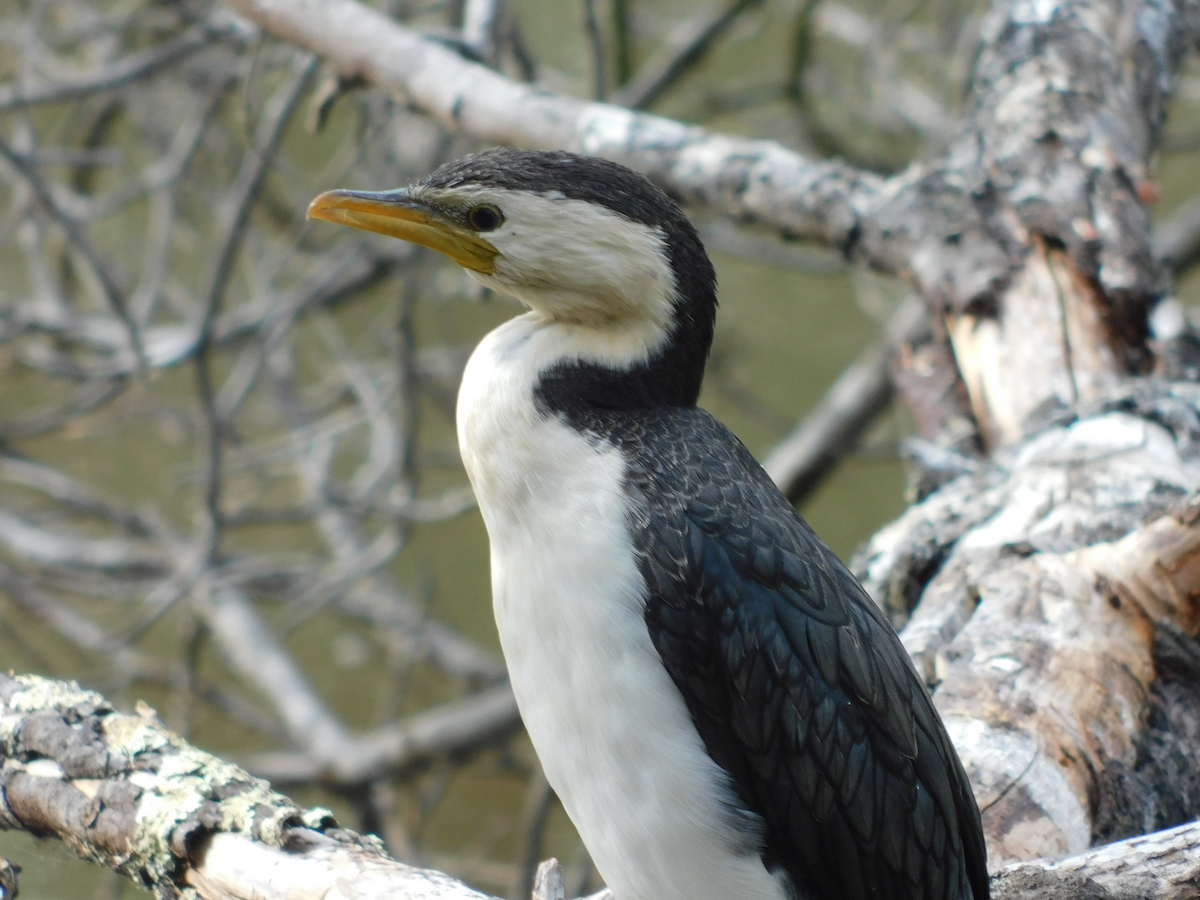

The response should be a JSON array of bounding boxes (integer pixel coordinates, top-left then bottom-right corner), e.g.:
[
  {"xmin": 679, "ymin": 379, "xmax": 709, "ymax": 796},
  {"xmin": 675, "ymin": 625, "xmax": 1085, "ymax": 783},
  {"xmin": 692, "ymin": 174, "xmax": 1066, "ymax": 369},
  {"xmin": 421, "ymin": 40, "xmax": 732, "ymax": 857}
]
[{"xmin": 307, "ymin": 188, "xmax": 498, "ymax": 274}]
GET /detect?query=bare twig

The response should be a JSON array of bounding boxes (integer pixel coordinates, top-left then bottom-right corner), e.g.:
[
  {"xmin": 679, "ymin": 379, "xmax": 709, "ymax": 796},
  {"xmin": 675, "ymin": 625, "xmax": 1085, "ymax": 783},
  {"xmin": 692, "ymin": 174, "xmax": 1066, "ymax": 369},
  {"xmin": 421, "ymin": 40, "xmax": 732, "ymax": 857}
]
[
  {"xmin": 532, "ymin": 859, "xmax": 565, "ymax": 900},
  {"xmin": 0, "ymin": 18, "xmax": 244, "ymax": 111},
  {"xmin": 0, "ymin": 138, "xmax": 148, "ymax": 376},
  {"xmin": 0, "ymin": 455, "xmax": 152, "ymax": 535},
  {"xmin": 242, "ymin": 684, "xmax": 521, "ymax": 785},
  {"xmin": 462, "ymin": 0, "xmax": 502, "ymax": 64},
  {"xmin": 193, "ymin": 53, "xmax": 318, "ymax": 558},
  {"xmin": 763, "ymin": 297, "xmax": 927, "ymax": 503},
  {"xmin": 1154, "ymin": 191, "xmax": 1200, "ymax": 276},
  {"xmin": 198, "ymin": 584, "xmax": 354, "ymax": 761},
  {"xmin": 0, "ymin": 509, "xmax": 164, "ymax": 572},
  {"xmin": 0, "ymin": 378, "xmax": 127, "ymax": 443},
  {"xmin": 611, "ymin": 0, "xmax": 763, "ymax": 110},
  {"xmin": 609, "ymin": 0, "xmax": 632, "ymax": 86},
  {"xmin": 514, "ymin": 765, "xmax": 555, "ymax": 900},
  {"xmin": 580, "ymin": 0, "xmax": 607, "ymax": 101},
  {"xmin": 694, "ymin": 216, "xmax": 845, "ymax": 274}
]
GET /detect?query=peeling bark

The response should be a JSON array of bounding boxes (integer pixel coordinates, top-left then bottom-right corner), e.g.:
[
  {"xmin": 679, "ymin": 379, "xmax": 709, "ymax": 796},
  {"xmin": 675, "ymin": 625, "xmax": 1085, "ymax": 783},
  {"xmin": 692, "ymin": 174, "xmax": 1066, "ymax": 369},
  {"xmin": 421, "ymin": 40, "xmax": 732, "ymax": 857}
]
[
  {"xmin": 857, "ymin": 384, "xmax": 1200, "ymax": 864},
  {"xmin": 948, "ymin": 241, "xmax": 1125, "ymax": 445}
]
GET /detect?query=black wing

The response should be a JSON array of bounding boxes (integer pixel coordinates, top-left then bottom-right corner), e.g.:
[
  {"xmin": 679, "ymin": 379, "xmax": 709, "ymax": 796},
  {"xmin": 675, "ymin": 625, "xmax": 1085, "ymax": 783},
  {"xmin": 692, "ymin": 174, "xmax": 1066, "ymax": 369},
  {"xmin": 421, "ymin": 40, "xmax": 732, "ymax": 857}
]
[{"xmin": 624, "ymin": 408, "xmax": 989, "ymax": 900}]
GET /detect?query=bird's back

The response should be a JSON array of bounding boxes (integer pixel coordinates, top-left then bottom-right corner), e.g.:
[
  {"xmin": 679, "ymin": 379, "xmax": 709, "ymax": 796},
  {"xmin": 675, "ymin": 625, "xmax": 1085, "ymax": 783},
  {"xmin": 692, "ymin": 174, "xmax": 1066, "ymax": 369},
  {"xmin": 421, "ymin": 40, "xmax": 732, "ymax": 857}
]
[{"xmin": 566, "ymin": 402, "xmax": 990, "ymax": 900}]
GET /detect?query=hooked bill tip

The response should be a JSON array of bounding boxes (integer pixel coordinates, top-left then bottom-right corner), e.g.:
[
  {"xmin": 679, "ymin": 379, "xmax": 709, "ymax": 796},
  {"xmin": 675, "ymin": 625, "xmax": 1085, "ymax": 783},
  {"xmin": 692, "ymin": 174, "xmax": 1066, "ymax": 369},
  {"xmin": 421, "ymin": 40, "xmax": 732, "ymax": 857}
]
[{"xmin": 306, "ymin": 189, "xmax": 346, "ymax": 223}]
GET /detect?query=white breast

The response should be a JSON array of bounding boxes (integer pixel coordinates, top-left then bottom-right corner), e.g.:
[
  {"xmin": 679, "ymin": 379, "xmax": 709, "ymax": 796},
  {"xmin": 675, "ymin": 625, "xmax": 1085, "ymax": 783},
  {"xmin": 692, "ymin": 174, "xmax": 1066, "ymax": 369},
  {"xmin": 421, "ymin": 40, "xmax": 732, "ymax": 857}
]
[{"xmin": 457, "ymin": 316, "xmax": 787, "ymax": 900}]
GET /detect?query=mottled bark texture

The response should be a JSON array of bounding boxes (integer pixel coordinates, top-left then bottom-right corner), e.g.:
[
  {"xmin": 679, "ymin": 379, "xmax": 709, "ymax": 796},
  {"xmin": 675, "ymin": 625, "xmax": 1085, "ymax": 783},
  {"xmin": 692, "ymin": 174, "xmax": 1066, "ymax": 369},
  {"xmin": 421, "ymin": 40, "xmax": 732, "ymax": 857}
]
[
  {"xmin": 856, "ymin": 383, "xmax": 1200, "ymax": 864},
  {"xmin": 991, "ymin": 818, "xmax": 1200, "ymax": 899},
  {"xmin": 917, "ymin": 0, "xmax": 1200, "ymax": 444},
  {"xmin": 6, "ymin": 672, "xmax": 1200, "ymax": 900},
  {"xmin": 0, "ymin": 674, "xmax": 495, "ymax": 900}
]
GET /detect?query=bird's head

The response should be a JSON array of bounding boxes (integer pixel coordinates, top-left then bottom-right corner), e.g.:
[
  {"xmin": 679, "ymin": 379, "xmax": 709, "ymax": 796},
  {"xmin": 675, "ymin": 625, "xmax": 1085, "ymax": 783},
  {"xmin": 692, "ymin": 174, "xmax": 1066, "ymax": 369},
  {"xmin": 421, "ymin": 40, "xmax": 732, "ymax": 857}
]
[{"xmin": 308, "ymin": 149, "xmax": 717, "ymax": 402}]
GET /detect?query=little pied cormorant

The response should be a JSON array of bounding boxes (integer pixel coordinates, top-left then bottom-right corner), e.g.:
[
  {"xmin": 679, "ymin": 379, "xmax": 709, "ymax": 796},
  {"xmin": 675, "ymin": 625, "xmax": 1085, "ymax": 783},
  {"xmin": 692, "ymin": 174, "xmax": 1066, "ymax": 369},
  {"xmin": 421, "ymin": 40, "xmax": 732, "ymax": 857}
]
[{"xmin": 308, "ymin": 148, "xmax": 989, "ymax": 900}]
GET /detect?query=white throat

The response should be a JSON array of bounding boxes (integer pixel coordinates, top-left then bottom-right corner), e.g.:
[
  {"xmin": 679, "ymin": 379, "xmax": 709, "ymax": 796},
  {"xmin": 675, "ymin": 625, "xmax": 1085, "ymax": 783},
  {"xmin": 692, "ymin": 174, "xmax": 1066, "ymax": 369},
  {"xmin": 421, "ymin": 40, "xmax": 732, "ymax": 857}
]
[{"xmin": 455, "ymin": 318, "xmax": 787, "ymax": 900}]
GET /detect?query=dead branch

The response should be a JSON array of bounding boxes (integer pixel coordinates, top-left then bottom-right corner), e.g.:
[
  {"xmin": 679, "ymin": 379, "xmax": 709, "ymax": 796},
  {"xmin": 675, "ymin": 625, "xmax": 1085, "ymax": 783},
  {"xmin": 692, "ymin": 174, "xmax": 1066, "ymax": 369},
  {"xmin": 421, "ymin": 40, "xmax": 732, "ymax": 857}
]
[
  {"xmin": 225, "ymin": 0, "xmax": 1200, "ymax": 448},
  {"xmin": 0, "ymin": 16, "xmax": 247, "ymax": 112},
  {"xmin": 611, "ymin": 0, "xmax": 763, "ymax": 110},
  {"xmin": 3, "ymin": 0, "xmax": 1200, "ymax": 895},
  {"xmin": 0, "ymin": 673, "xmax": 499, "ymax": 900},
  {"xmin": 858, "ymin": 385, "xmax": 1200, "ymax": 863},
  {"xmin": 220, "ymin": 0, "xmax": 890, "ymax": 252},
  {"xmin": 242, "ymin": 685, "xmax": 520, "ymax": 786},
  {"xmin": 764, "ymin": 296, "xmax": 928, "ymax": 502},
  {"xmin": 5, "ymin": 671, "xmax": 1200, "ymax": 900},
  {"xmin": 0, "ymin": 138, "xmax": 147, "ymax": 373},
  {"xmin": 991, "ymin": 819, "xmax": 1200, "ymax": 899}
]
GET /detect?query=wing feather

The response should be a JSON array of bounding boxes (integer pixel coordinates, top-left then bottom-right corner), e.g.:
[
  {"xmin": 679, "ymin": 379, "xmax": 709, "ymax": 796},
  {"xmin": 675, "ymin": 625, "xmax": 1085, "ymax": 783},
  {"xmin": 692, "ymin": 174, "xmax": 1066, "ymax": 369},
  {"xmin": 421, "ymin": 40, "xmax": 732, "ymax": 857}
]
[{"xmin": 630, "ymin": 409, "xmax": 989, "ymax": 900}]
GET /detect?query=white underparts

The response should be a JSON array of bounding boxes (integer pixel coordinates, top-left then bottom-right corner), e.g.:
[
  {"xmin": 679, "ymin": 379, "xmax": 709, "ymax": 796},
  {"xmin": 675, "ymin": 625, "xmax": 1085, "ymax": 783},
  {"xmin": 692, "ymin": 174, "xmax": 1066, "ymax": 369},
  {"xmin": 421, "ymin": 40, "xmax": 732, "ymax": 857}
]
[{"xmin": 457, "ymin": 318, "xmax": 789, "ymax": 900}]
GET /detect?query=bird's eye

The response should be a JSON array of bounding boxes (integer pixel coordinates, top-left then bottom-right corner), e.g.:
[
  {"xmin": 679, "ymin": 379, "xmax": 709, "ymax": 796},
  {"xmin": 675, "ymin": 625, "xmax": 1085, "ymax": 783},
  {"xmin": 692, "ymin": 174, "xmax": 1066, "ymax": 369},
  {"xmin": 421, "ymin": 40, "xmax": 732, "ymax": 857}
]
[{"xmin": 467, "ymin": 204, "xmax": 503, "ymax": 232}]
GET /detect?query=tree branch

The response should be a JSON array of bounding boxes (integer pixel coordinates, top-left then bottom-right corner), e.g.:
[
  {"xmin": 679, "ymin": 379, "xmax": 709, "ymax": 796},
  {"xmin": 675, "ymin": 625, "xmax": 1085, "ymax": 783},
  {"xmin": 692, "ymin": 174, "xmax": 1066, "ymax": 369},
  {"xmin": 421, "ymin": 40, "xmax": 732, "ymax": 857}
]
[
  {"xmin": 763, "ymin": 296, "xmax": 928, "ymax": 502},
  {"xmin": 5, "ymin": 670, "xmax": 1200, "ymax": 899},
  {"xmin": 611, "ymin": 0, "xmax": 763, "ymax": 110},
  {"xmin": 220, "ymin": 0, "xmax": 1200, "ymax": 451},
  {"xmin": 221, "ymin": 0, "xmax": 886, "ymax": 254},
  {"xmin": 0, "ymin": 673, "xmax": 499, "ymax": 900},
  {"xmin": 0, "ymin": 17, "xmax": 246, "ymax": 111},
  {"xmin": 859, "ymin": 385, "xmax": 1200, "ymax": 862}
]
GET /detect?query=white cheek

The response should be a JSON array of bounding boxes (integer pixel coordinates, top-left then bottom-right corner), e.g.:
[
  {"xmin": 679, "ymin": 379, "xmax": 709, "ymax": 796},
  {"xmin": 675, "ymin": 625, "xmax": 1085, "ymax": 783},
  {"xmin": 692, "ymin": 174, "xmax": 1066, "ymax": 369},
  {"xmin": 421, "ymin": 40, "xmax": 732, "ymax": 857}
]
[{"xmin": 466, "ymin": 192, "xmax": 678, "ymax": 335}]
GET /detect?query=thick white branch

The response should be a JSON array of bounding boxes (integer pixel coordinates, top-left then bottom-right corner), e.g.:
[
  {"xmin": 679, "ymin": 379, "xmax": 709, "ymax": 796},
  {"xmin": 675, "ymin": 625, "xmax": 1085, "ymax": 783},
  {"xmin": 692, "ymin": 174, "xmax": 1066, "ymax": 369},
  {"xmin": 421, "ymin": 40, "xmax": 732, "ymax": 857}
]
[
  {"xmin": 6, "ymin": 671, "xmax": 1200, "ymax": 900},
  {"xmin": 185, "ymin": 831, "xmax": 497, "ymax": 900},
  {"xmin": 221, "ymin": 0, "xmax": 884, "ymax": 252}
]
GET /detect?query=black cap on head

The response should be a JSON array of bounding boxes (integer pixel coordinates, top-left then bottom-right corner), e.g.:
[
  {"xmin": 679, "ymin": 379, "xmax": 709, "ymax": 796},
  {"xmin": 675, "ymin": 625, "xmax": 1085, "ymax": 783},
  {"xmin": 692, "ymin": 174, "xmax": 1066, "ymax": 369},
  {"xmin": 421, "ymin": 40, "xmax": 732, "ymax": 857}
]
[
  {"xmin": 426, "ymin": 148, "xmax": 718, "ymax": 412},
  {"xmin": 424, "ymin": 149, "xmax": 685, "ymax": 231}
]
